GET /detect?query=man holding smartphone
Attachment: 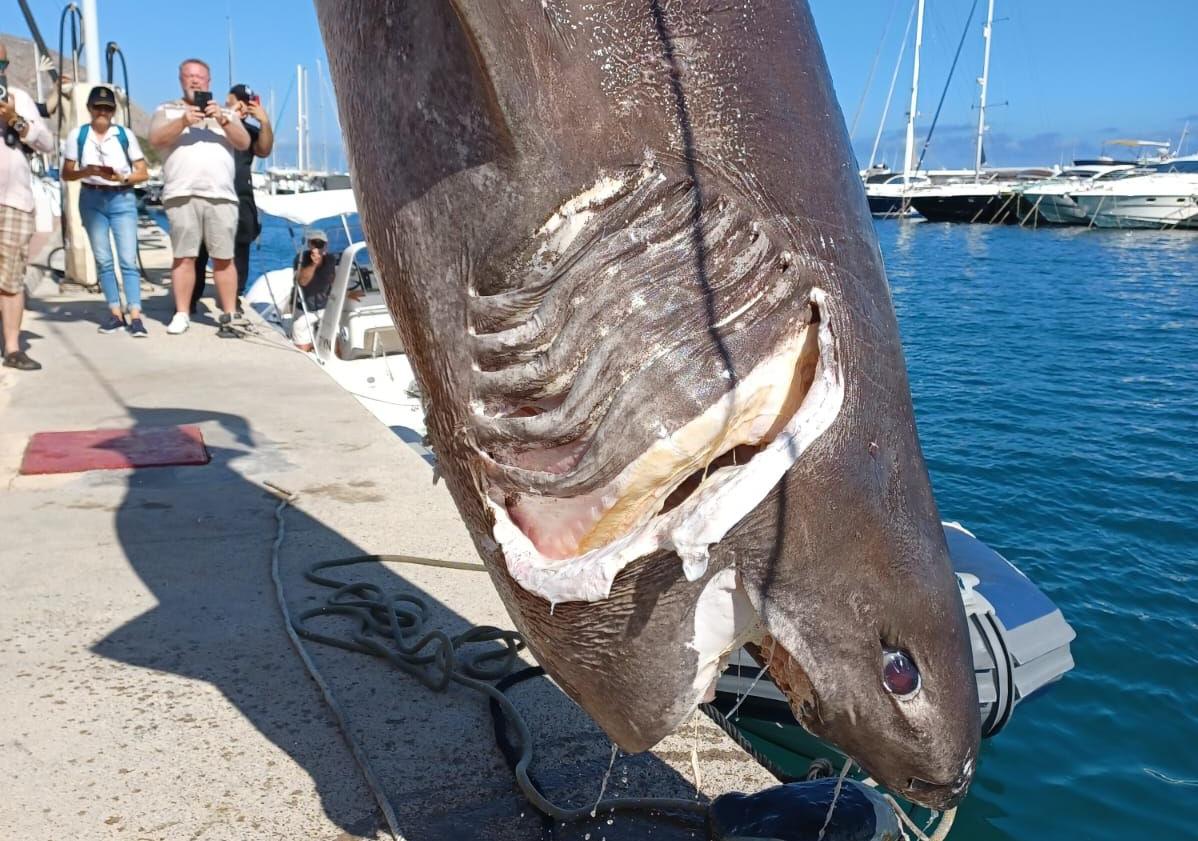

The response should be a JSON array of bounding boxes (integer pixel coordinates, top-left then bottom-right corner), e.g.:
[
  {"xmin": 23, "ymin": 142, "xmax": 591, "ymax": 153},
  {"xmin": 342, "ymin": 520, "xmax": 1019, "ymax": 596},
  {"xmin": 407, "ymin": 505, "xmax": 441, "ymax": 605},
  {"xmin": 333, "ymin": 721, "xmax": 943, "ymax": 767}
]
[
  {"xmin": 190, "ymin": 82, "xmax": 274, "ymax": 318},
  {"xmin": 149, "ymin": 57, "xmax": 251, "ymax": 338},
  {"xmin": 0, "ymin": 40, "xmax": 55, "ymax": 370}
]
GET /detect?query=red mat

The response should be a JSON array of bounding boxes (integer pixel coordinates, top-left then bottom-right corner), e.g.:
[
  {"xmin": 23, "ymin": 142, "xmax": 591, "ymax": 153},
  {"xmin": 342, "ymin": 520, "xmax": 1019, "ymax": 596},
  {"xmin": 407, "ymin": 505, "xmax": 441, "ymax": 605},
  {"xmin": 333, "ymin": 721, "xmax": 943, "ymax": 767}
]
[{"xmin": 19, "ymin": 425, "xmax": 210, "ymax": 475}]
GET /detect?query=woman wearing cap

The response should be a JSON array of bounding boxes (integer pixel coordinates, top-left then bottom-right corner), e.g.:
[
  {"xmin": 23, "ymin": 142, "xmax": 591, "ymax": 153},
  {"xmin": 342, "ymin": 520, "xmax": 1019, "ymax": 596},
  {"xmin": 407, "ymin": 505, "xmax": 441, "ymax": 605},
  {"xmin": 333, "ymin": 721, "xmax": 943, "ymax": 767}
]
[{"xmin": 63, "ymin": 85, "xmax": 151, "ymax": 336}]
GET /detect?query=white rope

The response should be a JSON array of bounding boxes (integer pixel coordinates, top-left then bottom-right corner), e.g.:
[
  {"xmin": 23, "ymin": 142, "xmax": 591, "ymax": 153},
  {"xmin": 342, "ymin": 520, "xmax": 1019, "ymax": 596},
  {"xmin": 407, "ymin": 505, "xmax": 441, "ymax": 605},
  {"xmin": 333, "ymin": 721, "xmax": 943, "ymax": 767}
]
[
  {"xmin": 816, "ymin": 756, "xmax": 854, "ymax": 841},
  {"xmin": 883, "ymin": 794, "xmax": 958, "ymax": 841}
]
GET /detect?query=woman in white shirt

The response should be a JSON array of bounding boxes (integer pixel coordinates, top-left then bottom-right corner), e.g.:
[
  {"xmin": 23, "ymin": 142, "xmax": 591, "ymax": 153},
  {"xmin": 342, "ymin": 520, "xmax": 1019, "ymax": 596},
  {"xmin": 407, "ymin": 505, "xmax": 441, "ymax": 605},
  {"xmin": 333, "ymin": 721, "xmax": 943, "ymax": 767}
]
[{"xmin": 63, "ymin": 85, "xmax": 150, "ymax": 336}]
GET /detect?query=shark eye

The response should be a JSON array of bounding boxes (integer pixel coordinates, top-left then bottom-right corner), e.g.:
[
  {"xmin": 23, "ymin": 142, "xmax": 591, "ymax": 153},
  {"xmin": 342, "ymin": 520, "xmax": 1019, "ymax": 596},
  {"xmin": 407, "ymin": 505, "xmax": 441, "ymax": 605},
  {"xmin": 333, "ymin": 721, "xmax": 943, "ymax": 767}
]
[{"xmin": 882, "ymin": 649, "xmax": 921, "ymax": 698}]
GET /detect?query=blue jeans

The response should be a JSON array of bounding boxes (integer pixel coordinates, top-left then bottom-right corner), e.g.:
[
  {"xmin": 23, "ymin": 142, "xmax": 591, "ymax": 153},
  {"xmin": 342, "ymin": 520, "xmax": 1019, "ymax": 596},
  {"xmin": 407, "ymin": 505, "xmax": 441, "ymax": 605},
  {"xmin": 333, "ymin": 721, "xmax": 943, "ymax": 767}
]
[{"xmin": 79, "ymin": 187, "xmax": 141, "ymax": 311}]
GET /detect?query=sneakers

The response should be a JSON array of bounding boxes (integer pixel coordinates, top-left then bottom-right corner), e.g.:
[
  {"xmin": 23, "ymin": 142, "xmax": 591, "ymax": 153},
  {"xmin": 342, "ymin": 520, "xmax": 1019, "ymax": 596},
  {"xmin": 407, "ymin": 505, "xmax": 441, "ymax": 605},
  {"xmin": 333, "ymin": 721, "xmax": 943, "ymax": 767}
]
[
  {"xmin": 2, "ymin": 350, "xmax": 41, "ymax": 371},
  {"xmin": 98, "ymin": 313, "xmax": 126, "ymax": 333},
  {"xmin": 128, "ymin": 318, "xmax": 149, "ymax": 338},
  {"xmin": 166, "ymin": 312, "xmax": 190, "ymax": 334},
  {"xmin": 215, "ymin": 312, "xmax": 241, "ymax": 339}
]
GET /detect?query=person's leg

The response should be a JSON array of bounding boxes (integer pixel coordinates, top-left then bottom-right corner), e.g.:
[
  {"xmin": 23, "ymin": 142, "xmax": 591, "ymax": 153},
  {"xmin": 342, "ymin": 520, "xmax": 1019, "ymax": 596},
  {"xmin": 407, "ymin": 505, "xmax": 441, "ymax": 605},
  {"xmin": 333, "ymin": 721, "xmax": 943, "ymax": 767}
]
[
  {"xmin": 211, "ymin": 258, "xmax": 238, "ymax": 315},
  {"xmin": 170, "ymin": 257, "xmax": 196, "ymax": 314},
  {"xmin": 81, "ymin": 191, "xmax": 122, "ymax": 318},
  {"xmin": 202, "ymin": 200, "xmax": 240, "ymax": 317},
  {"xmin": 191, "ymin": 242, "xmax": 208, "ymax": 314},
  {"xmin": 0, "ymin": 207, "xmax": 38, "ymax": 367},
  {"xmin": 233, "ymin": 239, "xmax": 251, "ymax": 302},
  {"xmin": 163, "ymin": 198, "xmax": 202, "ymax": 317},
  {"xmin": 109, "ymin": 192, "xmax": 143, "ymax": 318},
  {"xmin": 0, "ymin": 289, "xmax": 24, "ymax": 355}
]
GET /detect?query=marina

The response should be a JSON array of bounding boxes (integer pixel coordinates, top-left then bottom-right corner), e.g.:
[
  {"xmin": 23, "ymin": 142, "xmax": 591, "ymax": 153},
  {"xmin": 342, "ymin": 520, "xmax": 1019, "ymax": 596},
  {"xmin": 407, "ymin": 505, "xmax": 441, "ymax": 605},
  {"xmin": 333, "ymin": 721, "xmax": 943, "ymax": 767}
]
[{"xmin": 0, "ymin": 2, "xmax": 1195, "ymax": 840}]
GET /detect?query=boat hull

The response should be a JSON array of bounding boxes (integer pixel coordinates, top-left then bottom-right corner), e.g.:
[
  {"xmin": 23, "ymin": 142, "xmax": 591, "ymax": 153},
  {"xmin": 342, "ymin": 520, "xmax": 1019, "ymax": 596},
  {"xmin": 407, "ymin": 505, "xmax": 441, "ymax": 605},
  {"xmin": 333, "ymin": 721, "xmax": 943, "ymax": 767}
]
[
  {"xmin": 910, "ymin": 192, "xmax": 1018, "ymax": 224},
  {"xmin": 1075, "ymin": 194, "xmax": 1198, "ymax": 229},
  {"xmin": 1016, "ymin": 193, "xmax": 1087, "ymax": 226}
]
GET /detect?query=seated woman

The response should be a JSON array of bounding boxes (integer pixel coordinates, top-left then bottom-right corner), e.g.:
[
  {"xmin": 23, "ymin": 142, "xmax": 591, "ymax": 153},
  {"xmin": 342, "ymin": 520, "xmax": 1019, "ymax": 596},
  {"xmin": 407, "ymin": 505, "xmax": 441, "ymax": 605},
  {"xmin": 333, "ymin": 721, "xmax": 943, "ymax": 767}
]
[
  {"xmin": 290, "ymin": 227, "xmax": 362, "ymax": 352},
  {"xmin": 62, "ymin": 85, "xmax": 151, "ymax": 335}
]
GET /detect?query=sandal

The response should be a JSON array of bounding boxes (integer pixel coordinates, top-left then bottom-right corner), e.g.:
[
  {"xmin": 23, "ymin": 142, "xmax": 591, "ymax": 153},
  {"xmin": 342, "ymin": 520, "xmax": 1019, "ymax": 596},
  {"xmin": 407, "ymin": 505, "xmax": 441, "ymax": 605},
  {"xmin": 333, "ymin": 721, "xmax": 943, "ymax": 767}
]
[{"xmin": 3, "ymin": 350, "xmax": 42, "ymax": 371}]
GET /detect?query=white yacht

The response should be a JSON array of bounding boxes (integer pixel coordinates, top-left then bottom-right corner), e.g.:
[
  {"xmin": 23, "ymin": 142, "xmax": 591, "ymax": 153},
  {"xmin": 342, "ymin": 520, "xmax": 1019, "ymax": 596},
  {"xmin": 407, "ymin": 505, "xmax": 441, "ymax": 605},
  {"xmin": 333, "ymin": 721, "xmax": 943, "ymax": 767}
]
[
  {"xmin": 244, "ymin": 189, "xmax": 427, "ymax": 442},
  {"xmin": 1016, "ymin": 162, "xmax": 1136, "ymax": 226},
  {"xmin": 1071, "ymin": 156, "xmax": 1198, "ymax": 230}
]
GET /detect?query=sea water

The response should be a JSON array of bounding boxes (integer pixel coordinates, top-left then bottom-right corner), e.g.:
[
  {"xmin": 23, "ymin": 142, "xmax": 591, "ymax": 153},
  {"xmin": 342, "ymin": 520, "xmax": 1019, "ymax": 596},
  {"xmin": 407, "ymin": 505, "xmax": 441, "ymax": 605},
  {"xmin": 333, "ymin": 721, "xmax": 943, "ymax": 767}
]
[
  {"xmin": 879, "ymin": 221, "xmax": 1197, "ymax": 840},
  {"xmin": 246, "ymin": 213, "xmax": 1196, "ymax": 839}
]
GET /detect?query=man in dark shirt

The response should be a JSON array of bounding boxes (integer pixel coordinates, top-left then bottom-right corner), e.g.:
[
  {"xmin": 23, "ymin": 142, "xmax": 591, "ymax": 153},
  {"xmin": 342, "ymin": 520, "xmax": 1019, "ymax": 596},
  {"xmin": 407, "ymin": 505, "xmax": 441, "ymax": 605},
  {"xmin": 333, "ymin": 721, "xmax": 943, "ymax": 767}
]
[
  {"xmin": 191, "ymin": 83, "xmax": 273, "ymax": 316},
  {"xmin": 291, "ymin": 228, "xmax": 338, "ymax": 351}
]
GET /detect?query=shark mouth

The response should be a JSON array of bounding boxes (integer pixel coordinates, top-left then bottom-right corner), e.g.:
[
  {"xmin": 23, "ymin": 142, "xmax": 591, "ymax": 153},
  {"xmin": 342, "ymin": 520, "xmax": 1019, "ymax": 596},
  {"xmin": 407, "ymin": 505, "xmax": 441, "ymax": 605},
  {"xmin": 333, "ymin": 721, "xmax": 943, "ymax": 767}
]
[{"xmin": 485, "ymin": 288, "xmax": 843, "ymax": 607}]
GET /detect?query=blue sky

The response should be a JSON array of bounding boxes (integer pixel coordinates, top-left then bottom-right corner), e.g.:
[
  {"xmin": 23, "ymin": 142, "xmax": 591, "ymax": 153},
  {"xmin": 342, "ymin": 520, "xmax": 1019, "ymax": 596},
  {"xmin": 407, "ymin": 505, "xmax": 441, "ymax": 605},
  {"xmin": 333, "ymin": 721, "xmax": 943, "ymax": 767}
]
[{"xmin": 2, "ymin": 1, "xmax": 1194, "ymax": 170}]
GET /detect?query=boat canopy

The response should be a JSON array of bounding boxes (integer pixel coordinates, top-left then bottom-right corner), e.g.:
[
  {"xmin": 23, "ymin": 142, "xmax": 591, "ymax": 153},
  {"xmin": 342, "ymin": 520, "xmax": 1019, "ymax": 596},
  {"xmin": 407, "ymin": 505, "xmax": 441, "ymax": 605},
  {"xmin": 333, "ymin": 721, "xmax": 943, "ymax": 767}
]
[{"xmin": 254, "ymin": 189, "xmax": 358, "ymax": 225}]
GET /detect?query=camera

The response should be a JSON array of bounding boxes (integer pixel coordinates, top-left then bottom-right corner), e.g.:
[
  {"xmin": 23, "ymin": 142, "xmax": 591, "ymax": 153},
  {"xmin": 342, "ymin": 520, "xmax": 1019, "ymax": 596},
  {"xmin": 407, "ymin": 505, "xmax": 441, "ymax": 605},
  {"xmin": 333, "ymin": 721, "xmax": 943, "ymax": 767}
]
[
  {"xmin": 0, "ymin": 71, "xmax": 9, "ymax": 103},
  {"xmin": 193, "ymin": 90, "xmax": 212, "ymax": 111}
]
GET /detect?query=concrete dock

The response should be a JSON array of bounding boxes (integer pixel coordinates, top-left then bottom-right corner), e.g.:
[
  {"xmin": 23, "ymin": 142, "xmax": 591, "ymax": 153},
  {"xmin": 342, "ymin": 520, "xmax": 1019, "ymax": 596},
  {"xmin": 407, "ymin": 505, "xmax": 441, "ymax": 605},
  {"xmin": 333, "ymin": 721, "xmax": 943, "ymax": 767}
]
[{"xmin": 0, "ymin": 224, "xmax": 778, "ymax": 840}]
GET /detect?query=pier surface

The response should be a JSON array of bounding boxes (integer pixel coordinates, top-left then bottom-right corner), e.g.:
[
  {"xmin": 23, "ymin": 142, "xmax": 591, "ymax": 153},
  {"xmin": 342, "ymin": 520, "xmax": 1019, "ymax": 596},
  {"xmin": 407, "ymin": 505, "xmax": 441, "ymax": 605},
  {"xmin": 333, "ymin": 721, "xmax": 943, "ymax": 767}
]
[{"xmin": 0, "ymin": 226, "xmax": 777, "ymax": 840}]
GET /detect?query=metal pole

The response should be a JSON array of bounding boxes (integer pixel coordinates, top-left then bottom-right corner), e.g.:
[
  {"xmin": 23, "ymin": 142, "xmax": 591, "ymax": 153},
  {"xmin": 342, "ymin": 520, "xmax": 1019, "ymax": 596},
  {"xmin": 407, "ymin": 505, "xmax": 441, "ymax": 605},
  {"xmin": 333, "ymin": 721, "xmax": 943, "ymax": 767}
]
[
  {"xmin": 869, "ymin": 0, "xmax": 917, "ymax": 171},
  {"xmin": 974, "ymin": 0, "xmax": 996, "ymax": 181},
  {"xmin": 296, "ymin": 64, "xmax": 304, "ymax": 171},
  {"xmin": 81, "ymin": 0, "xmax": 101, "ymax": 83},
  {"xmin": 903, "ymin": 0, "xmax": 925, "ymax": 179}
]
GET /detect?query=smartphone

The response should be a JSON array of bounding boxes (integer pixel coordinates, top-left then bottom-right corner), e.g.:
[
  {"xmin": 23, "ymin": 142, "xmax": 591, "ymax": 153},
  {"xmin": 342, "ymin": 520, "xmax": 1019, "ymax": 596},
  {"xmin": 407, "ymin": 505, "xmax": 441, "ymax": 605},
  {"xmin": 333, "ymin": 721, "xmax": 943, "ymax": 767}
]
[
  {"xmin": 0, "ymin": 71, "xmax": 9, "ymax": 103},
  {"xmin": 249, "ymin": 94, "xmax": 260, "ymax": 105},
  {"xmin": 96, "ymin": 165, "xmax": 116, "ymax": 177},
  {"xmin": 193, "ymin": 90, "xmax": 212, "ymax": 110}
]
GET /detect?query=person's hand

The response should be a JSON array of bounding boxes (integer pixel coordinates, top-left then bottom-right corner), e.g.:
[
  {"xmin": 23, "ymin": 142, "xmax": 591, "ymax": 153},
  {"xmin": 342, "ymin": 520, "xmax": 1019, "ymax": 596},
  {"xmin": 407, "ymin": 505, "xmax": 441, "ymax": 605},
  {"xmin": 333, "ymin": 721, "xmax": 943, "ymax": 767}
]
[
  {"xmin": 246, "ymin": 101, "xmax": 268, "ymax": 123},
  {"xmin": 98, "ymin": 167, "xmax": 123, "ymax": 182},
  {"xmin": 0, "ymin": 98, "xmax": 18, "ymax": 124},
  {"xmin": 182, "ymin": 105, "xmax": 204, "ymax": 126},
  {"xmin": 204, "ymin": 101, "xmax": 223, "ymax": 122},
  {"xmin": 309, "ymin": 248, "xmax": 324, "ymax": 266},
  {"xmin": 348, "ymin": 288, "xmax": 365, "ymax": 302}
]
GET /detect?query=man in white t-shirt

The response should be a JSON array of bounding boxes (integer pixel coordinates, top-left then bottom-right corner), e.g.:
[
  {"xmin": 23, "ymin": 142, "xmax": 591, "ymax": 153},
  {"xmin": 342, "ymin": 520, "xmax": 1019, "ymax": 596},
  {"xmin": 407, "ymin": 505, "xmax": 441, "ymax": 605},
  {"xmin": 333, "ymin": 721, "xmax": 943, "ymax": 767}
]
[{"xmin": 149, "ymin": 57, "xmax": 251, "ymax": 338}]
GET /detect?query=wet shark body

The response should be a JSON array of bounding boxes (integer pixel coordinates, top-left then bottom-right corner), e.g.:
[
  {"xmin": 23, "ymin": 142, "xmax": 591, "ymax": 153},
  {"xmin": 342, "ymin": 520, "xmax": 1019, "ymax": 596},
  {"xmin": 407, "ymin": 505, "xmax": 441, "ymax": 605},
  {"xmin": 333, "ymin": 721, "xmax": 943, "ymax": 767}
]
[{"xmin": 316, "ymin": 0, "xmax": 980, "ymax": 809}]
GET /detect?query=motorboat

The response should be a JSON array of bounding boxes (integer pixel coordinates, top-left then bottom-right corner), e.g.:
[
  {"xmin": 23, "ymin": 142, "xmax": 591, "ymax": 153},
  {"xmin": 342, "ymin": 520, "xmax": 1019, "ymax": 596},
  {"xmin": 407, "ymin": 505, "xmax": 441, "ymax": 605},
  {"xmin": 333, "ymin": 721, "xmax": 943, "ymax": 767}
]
[
  {"xmin": 864, "ymin": 169, "xmax": 976, "ymax": 218},
  {"xmin": 243, "ymin": 188, "xmax": 426, "ymax": 441},
  {"xmin": 907, "ymin": 168, "xmax": 1055, "ymax": 224},
  {"xmin": 1070, "ymin": 156, "xmax": 1198, "ymax": 229},
  {"xmin": 1015, "ymin": 162, "xmax": 1137, "ymax": 226}
]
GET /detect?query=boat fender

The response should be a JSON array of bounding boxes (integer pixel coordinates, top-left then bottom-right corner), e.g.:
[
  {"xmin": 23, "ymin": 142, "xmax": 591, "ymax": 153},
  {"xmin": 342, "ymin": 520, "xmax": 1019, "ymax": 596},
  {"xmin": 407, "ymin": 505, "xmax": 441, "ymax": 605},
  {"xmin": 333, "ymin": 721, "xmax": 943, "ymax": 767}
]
[{"xmin": 708, "ymin": 778, "xmax": 902, "ymax": 841}]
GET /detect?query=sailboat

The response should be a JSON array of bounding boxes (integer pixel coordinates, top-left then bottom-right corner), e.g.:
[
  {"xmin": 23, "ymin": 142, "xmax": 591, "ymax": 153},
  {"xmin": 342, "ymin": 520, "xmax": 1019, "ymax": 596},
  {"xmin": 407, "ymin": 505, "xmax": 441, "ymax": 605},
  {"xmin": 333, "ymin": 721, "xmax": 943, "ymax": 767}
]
[{"xmin": 907, "ymin": 0, "xmax": 1051, "ymax": 223}]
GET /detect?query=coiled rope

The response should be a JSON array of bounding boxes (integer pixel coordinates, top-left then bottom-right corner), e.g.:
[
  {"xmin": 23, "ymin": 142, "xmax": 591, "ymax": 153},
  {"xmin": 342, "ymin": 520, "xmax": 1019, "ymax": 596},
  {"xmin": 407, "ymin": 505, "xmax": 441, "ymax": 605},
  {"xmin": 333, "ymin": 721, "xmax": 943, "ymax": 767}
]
[{"xmin": 266, "ymin": 482, "xmax": 707, "ymax": 840}]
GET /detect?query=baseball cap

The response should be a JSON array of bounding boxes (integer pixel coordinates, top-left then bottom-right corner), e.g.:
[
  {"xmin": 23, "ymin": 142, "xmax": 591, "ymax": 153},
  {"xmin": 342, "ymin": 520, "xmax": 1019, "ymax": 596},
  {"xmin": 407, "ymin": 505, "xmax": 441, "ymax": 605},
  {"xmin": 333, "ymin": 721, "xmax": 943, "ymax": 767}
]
[
  {"xmin": 229, "ymin": 83, "xmax": 255, "ymax": 103},
  {"xmin": 303, "ymin": 227, "xmax": 328, "ymax": 245},
  {"xmin": 87, "ymin": 86, "xmax": 117, "ymax": 109}
]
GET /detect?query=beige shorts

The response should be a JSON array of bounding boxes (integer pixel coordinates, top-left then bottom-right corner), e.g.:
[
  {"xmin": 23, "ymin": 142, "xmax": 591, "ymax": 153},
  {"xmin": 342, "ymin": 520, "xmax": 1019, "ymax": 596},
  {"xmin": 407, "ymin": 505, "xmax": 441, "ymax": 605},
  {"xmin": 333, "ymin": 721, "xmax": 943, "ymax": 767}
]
[
  {"xmin": 0, "ymin": 205, "xmax": 35, "ymax": 295},
  {"xmin": 164, "ymin": 196, "xmax": 238, "ymax": 260}
]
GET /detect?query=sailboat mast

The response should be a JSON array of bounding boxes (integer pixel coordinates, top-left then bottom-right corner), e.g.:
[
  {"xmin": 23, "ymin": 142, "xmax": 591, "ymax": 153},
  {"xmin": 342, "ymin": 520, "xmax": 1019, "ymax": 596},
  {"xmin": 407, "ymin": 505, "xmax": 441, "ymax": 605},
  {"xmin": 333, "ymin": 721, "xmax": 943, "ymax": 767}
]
[
  {"xmin": 81, "ymin": 0, "xmax": 100, "ymax": 82},
  {"xmin": 304, "ymin": 67, "xmax": 312, "ymax": 173},
  {"xmin": 296, "ymin": 64, "xmax": 305, "ymax": 171},
  {"xmin": 903, "ymin": 0, "xmax": 925, "ymax": 179},
  {"xmin": 226, "ymin": 17, "xmax": 235, "ymax": 90},
  {"xmin": 974, "ymin": 0, "xmax": 995, "ymax": 180},
  {"xmin": 868, "ymin": 0, "xmax": 917, "ymax": 170}
]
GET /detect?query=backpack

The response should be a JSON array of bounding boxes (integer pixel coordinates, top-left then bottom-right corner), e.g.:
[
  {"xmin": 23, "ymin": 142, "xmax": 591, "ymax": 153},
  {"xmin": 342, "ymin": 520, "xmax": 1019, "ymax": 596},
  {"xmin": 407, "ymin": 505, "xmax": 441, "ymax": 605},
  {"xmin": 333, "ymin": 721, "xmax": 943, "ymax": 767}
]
[{"xmin": 77, "ymin": 123, "xmax": 134, "ymax": 169}]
